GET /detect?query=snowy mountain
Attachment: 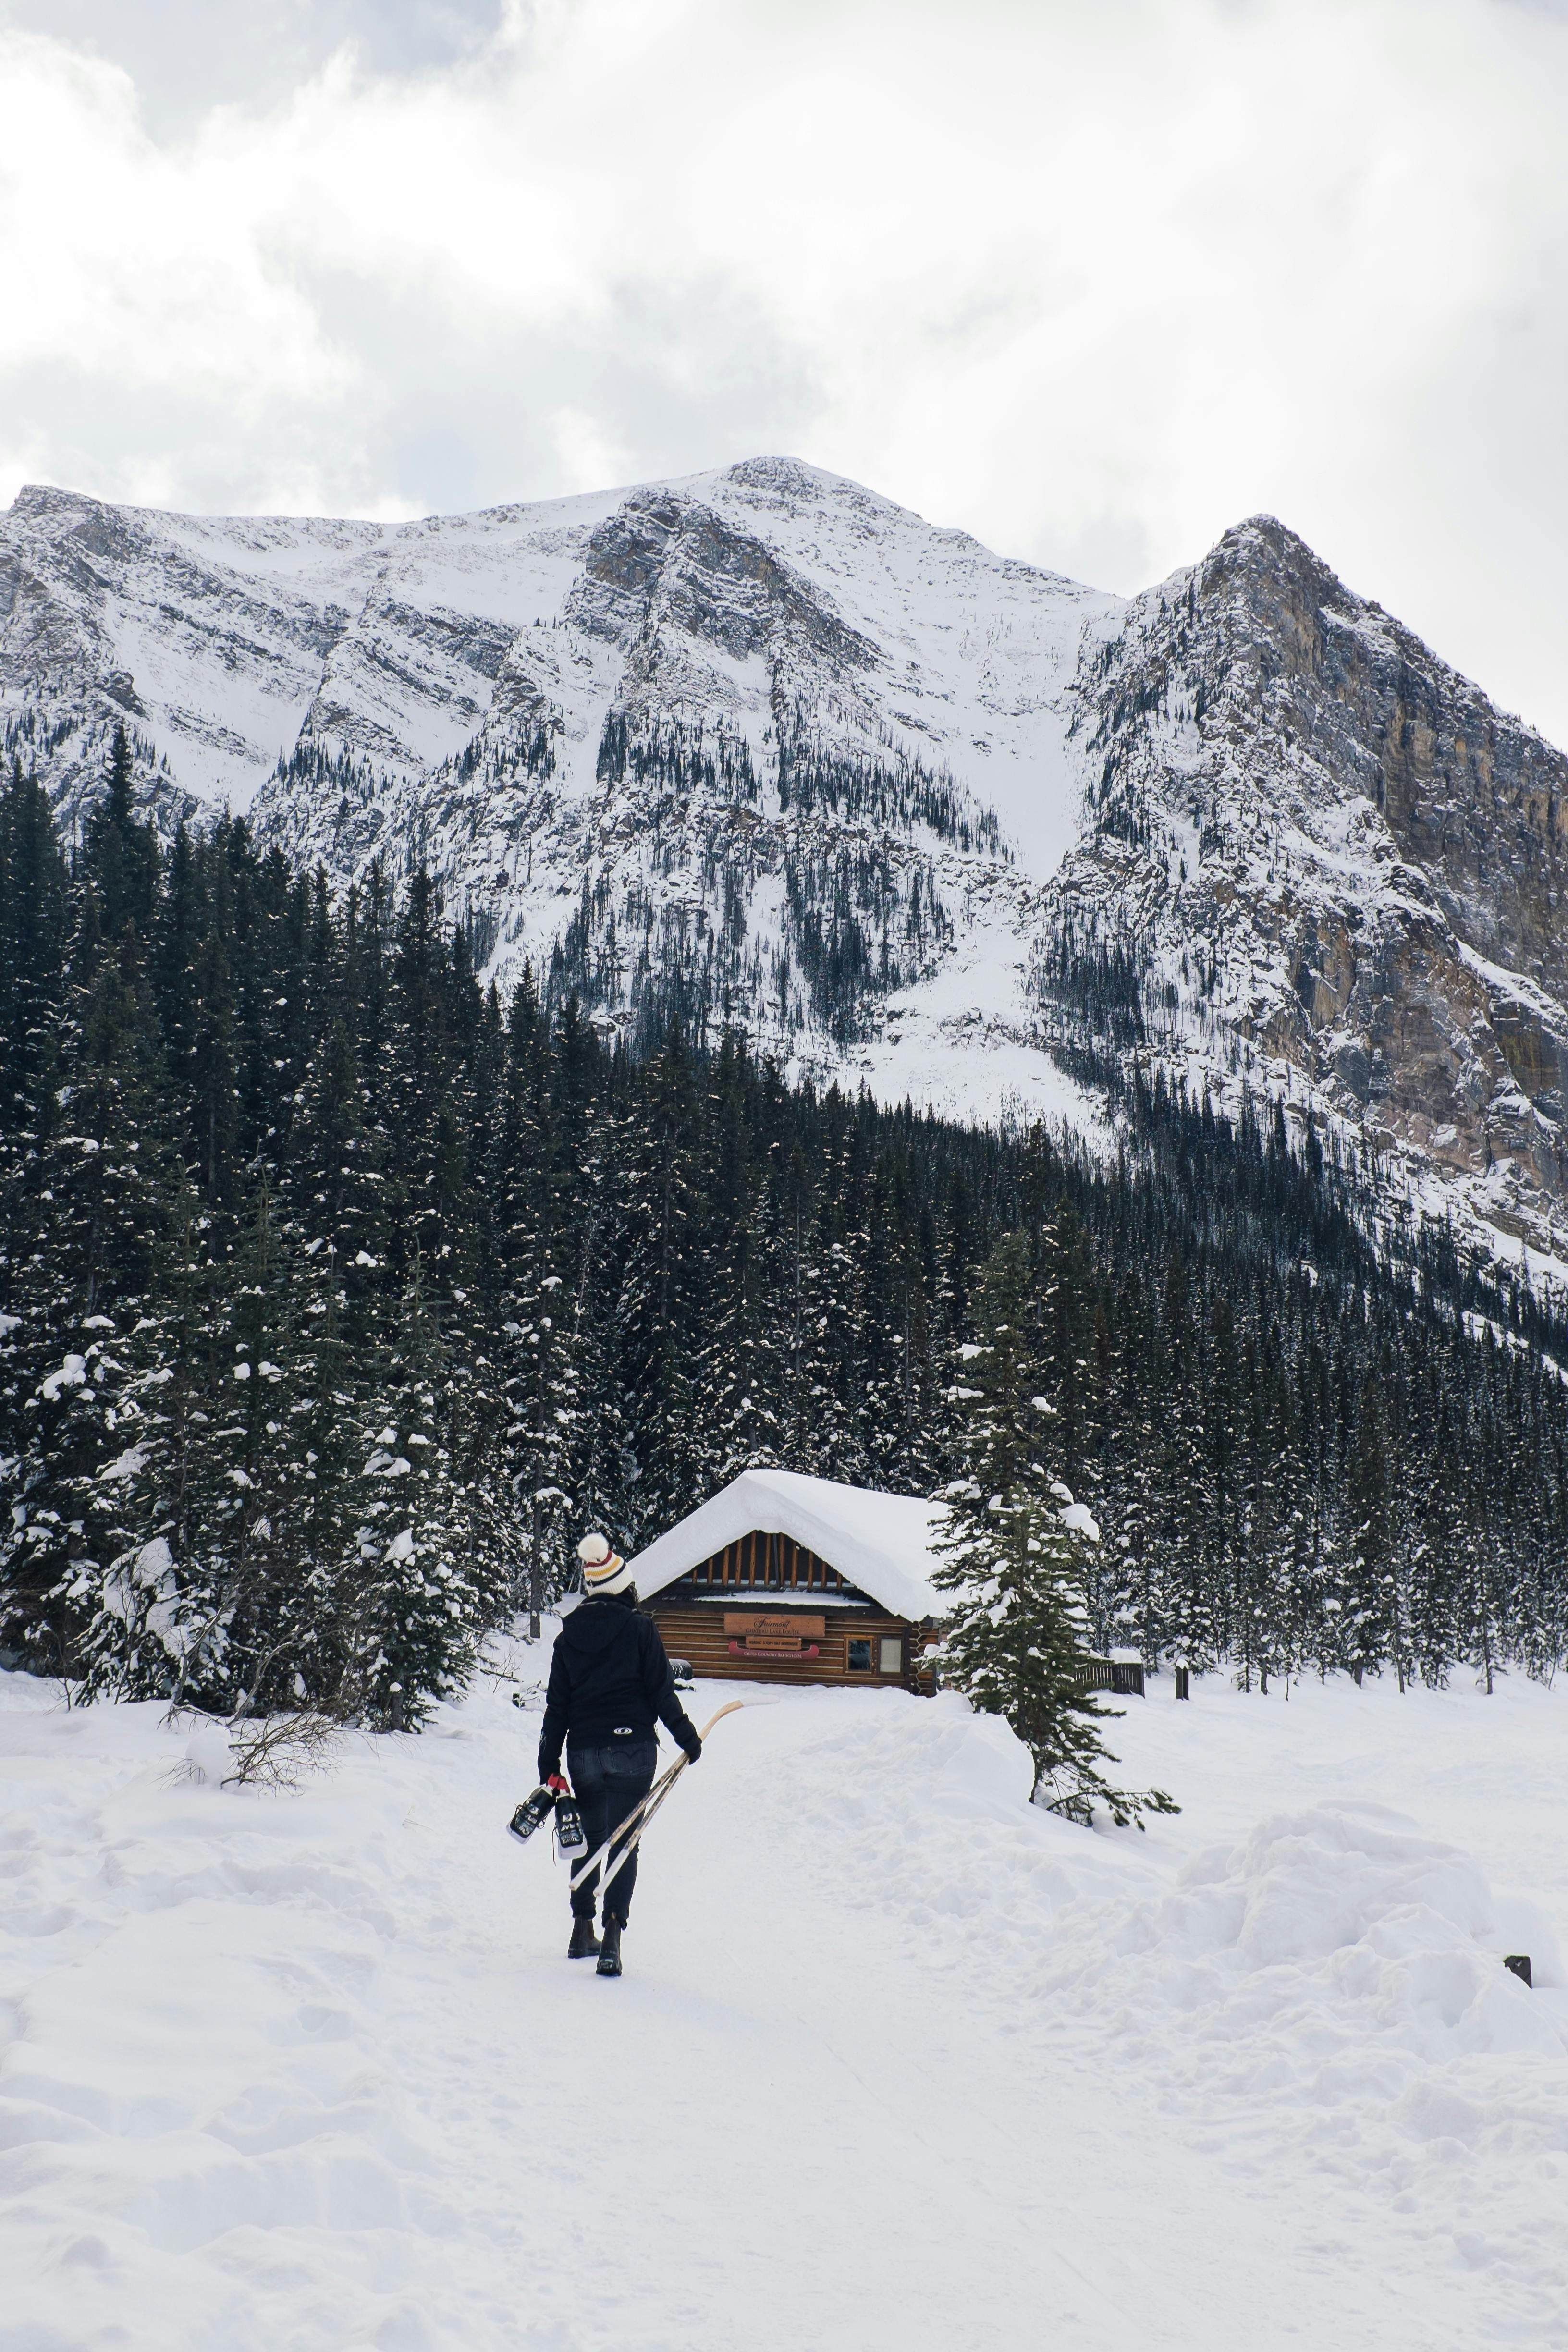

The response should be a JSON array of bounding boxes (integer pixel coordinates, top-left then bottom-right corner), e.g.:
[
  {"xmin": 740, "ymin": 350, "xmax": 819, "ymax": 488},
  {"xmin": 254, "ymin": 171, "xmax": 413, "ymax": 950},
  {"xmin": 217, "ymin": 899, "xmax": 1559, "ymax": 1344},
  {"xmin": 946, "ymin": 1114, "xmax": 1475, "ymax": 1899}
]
[{"xmin": 5, "ymin": 458, "xmax": 1568, "ymax": 1264}]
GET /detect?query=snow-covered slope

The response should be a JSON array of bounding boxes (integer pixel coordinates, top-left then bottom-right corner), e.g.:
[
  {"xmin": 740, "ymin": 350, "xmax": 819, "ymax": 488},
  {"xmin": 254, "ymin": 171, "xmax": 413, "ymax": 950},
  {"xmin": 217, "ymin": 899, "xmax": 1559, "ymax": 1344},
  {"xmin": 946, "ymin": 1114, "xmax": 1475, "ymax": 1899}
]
[
  {"xmin": 0, "ymin": 462, "xmax": 1111, "ymax": 845},
  {"xmin": 3, "ymin": 1660, "xmax": 1565, "ymax": 2350},
  {"xmin": 1, "ymin": 456, "xmax": 1120, "ymax": 1124},
  {"xmin": 7, "ymin": 461, "xmax": 1568, "ymax": 1257}
]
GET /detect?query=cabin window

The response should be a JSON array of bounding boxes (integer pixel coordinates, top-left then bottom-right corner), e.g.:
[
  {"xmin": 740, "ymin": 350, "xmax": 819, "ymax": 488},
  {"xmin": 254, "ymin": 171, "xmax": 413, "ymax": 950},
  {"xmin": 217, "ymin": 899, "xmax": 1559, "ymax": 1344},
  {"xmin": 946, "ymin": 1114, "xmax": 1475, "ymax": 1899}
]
[
  {"xmin": 846, "ymin": 1638, "xmax": 872, "ymax": 1672},
  {"xmin": 879, "ymin": 1637, "xmax": 903, "ymax": 1675}
]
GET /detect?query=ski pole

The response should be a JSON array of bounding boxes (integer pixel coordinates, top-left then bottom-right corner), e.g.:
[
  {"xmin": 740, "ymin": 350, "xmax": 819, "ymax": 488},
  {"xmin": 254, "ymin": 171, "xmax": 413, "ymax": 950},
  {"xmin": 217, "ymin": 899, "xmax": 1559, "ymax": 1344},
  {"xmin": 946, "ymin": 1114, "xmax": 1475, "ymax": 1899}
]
[
  {"xmin": 569, "ymin": 1701, "xmax": 742, "ymax": 1900},
  {"xmin": 579, "ymin": 1754, "xmax": 686, "ymax": 1886},
  {"xmin": 568, "ymin": 1752, "xmax": 686, "ymax": 1898},
  {"xmin": 568, "ymin": 1701, "xmax": 740, "ymax": 1899},
  {"xmin": 596, "ymin": 1699, "xmax": 744, "ymax": 1879}
]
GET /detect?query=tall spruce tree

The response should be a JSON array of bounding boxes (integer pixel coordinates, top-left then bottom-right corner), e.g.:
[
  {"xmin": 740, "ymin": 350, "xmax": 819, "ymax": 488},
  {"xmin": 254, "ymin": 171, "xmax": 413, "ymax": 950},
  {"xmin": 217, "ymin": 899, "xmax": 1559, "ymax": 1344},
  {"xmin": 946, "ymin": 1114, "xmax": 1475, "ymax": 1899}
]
[
  {"xmin": 15, "ymin": 911, "xmax": 196, "ymax": 1690},
  {"xmin": 346, "ymin": 1257, "xmax": 493, "ymax": 1729},
  {"xmin": 615, "ymin": 1032, "xmax": 703, "ymax": 1540},
  {"xmin": 931, "ymin": 1234, "xmax": 1176, "ymax": 1829}
]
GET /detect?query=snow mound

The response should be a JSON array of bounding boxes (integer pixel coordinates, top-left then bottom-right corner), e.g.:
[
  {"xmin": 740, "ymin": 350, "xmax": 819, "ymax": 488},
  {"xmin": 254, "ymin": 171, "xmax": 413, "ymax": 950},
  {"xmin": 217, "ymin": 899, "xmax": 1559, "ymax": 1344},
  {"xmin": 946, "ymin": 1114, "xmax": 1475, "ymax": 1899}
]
[
  {"xmin": 1043, "ymin": 1803, "xmax": 1565, "ymax": 2067},
  {"xmin": 183, "ymin": 1721, "xmax": 235, "ymax": 1786},
  {"xmin": 1029, "ymin": 1799, "xmax": 1568, "ymax": 2311}
]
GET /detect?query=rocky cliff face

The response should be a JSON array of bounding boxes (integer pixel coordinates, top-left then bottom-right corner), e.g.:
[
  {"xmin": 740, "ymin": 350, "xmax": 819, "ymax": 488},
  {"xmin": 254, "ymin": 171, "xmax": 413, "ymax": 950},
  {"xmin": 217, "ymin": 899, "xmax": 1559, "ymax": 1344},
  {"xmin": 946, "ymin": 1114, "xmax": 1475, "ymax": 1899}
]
[
  {"xmin": 1053, "ymin": 516, "xmax": 1568, "ymax": 1251},
  {"xmin": 4, "ymin": 462, "xmax": 1567, "ymax": 1265}
]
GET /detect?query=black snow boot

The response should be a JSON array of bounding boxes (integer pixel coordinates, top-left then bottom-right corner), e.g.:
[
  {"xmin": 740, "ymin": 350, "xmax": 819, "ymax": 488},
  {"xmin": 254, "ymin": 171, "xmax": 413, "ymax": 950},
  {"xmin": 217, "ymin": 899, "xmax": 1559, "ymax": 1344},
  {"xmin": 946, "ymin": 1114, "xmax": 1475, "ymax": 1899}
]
[
  {"xmin": 567, "ymin": 1915, "xmax": 601, "ymax": 1960},
  {"xmin": 596, "ymin": 1914, "xmax": 625, "ymax": 1978}
]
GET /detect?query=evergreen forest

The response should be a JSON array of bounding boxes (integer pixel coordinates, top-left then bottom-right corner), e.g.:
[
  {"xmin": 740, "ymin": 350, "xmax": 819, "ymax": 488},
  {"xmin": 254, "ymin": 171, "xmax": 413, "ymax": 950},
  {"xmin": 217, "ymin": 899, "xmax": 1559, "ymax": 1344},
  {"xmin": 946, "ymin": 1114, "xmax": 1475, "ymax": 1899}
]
[{"xmin": 3, "ymin": 735, "xmax": 1567, "ymax": 1728}]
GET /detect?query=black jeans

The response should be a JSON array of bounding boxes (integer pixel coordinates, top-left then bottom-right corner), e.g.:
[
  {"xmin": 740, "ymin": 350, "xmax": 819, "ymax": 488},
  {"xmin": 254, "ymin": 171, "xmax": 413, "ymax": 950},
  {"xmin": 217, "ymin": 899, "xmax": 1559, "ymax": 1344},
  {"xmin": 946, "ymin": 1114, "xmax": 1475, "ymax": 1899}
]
[{"xmin": 566, "ymin": 1737, "xmax": 658, "ymax": 1921}]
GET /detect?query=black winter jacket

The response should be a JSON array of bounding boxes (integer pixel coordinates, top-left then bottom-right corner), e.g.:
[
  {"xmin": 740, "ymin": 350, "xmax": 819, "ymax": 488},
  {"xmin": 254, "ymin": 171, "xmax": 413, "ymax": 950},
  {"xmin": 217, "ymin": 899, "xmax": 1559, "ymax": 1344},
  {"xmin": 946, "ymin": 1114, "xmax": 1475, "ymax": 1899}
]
[{"xmin": 537, "ymin": 1593, "xmax": 699, "ymax": 1778}]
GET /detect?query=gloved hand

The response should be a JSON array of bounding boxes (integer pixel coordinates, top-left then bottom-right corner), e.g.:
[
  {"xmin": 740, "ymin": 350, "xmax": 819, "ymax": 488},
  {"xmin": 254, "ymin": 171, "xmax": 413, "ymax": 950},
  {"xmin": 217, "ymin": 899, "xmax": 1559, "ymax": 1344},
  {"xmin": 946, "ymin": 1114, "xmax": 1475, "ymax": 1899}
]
[
  {"xmin": 682, "ymin": 1734, "xmax": 703, "ymax": 1765},
  {"xmin": 547, "ymin": 1773, "xmax": 571, "ymax": 1794}
]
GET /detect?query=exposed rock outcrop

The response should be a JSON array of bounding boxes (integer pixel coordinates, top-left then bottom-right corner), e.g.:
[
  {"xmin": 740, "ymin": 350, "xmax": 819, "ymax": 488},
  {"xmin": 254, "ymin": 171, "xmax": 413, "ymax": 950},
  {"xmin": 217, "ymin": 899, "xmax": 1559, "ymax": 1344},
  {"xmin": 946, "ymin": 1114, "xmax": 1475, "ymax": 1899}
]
[{"xmin": 1050, "ymin": 516, "xmax": 1568, "ymax": 1250}]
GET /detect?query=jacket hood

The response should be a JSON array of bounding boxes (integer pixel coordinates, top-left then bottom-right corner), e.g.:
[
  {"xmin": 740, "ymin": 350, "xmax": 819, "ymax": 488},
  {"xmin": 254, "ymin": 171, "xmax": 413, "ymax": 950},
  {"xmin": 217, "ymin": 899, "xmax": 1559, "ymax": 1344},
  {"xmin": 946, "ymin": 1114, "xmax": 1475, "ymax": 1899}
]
[{"xmin": 560, "ymin": 1598, "xmax": 634, "ymax": 1655}]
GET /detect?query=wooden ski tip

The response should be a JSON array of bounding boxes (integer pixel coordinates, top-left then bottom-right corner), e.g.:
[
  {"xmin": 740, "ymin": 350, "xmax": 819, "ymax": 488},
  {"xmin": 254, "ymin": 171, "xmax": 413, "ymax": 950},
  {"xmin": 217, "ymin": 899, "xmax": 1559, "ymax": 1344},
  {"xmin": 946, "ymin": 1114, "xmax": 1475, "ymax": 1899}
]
[{"xmin": 698, "ymin": 1700, "xmax": 746, "ymax": 1737}]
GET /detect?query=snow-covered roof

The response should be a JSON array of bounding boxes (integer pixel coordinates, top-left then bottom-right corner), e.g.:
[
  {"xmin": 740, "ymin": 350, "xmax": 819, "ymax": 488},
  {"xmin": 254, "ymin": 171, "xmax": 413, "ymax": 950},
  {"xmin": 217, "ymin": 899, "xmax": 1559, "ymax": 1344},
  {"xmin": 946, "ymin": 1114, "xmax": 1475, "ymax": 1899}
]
[{"xmin": 629, "ymin": 1470, "xmax": 947, "ymax": 1622}]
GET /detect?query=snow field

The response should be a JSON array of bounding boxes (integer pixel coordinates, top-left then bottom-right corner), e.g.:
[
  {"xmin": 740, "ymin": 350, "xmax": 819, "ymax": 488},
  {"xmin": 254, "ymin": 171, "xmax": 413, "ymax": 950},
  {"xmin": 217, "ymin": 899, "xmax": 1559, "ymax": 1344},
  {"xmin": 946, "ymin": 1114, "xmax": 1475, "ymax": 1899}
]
[{"xmin": 1, "ymin": 1661, "xmax": 1566, "ymax": 2350}]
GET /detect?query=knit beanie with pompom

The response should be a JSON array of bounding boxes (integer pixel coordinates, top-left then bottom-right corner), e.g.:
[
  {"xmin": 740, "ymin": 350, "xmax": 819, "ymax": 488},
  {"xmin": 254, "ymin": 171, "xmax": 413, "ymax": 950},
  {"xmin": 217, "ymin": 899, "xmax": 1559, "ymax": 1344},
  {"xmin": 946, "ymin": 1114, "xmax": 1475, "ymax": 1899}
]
[{"xmin": 578, "ymin": 1530, "xmax": 633, "ymax": 1596}]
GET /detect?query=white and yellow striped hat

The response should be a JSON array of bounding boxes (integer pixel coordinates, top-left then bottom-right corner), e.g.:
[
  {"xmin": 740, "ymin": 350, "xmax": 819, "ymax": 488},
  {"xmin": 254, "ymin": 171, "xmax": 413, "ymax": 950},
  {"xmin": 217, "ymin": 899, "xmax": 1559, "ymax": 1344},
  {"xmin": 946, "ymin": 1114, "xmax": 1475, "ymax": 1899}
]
[{"xmin": 579, "ymin": 1531, "xmax": 633, "ymax": 1595}]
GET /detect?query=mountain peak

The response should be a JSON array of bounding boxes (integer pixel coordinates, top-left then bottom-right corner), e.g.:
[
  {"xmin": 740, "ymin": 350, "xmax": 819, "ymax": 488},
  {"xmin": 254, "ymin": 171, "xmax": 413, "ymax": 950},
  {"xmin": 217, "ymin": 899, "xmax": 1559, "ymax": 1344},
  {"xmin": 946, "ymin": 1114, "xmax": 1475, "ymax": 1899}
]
[{"xmin": 8, "ymin": 481, "xmax": 110, "ymax": 523}]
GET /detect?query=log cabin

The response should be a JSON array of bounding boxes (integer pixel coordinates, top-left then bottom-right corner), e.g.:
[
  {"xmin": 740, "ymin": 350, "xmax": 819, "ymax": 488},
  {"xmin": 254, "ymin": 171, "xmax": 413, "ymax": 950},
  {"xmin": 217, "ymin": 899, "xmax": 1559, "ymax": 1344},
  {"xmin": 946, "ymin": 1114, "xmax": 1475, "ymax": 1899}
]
[{"xmin": 629, "ymin": 1469, "xmax": 945, "ymax": 1690}]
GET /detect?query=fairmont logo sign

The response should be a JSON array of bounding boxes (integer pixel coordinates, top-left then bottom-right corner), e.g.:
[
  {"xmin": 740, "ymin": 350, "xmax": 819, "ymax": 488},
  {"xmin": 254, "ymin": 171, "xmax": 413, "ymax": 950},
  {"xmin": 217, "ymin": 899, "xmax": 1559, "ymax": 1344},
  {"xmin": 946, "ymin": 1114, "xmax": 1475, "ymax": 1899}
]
[{"xmin": 722, "ymin": 1614, "xmax": 827, "ymax": 1642}]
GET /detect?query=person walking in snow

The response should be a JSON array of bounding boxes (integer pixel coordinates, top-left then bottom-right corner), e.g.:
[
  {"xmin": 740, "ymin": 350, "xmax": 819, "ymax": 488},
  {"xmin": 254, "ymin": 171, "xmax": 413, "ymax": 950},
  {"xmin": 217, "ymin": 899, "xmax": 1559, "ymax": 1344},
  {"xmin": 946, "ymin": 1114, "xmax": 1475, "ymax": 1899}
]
[{"xmin": 537, "ymin": 1531, "xmax": 703, "ymax": 1977}]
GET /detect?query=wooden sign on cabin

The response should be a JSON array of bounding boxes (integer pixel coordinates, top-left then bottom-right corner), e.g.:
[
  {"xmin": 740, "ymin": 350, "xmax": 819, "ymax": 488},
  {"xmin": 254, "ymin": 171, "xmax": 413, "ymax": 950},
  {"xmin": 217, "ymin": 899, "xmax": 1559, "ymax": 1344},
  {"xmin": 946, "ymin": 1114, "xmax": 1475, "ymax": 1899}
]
[
  {"xmin": 723, "ymin": 1612, "xmax": 826, "ymax": 1658},
  {"xmin": 627, "ymin": 1469, "xmax": 944, "ymax": 1690}
]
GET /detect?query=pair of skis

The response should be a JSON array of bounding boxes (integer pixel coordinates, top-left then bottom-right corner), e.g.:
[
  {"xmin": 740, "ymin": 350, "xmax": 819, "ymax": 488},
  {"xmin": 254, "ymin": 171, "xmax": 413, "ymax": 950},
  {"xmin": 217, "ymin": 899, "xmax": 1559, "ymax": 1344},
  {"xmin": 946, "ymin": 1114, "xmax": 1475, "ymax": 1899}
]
[{"xmin": 566, "ymin": 1701, "xmax": 743, "ymax": 1902}]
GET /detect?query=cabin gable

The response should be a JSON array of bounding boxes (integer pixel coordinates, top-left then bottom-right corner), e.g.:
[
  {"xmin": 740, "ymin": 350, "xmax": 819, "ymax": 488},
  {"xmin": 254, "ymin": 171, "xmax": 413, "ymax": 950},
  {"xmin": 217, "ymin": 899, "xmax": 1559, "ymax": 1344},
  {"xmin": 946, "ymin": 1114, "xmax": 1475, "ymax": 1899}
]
[{"xmin": 683, "ymin": 1528, "xmax": 849, "ymax": 1596}]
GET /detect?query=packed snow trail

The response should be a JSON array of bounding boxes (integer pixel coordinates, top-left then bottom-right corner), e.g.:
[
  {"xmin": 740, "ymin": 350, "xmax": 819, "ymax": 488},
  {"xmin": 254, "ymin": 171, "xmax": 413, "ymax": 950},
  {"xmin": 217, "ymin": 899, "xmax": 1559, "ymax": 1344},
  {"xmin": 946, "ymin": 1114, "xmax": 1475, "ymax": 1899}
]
[{"xmin": 2, "ymin": 1663, "xmax": 1566, "ymax": 2352}]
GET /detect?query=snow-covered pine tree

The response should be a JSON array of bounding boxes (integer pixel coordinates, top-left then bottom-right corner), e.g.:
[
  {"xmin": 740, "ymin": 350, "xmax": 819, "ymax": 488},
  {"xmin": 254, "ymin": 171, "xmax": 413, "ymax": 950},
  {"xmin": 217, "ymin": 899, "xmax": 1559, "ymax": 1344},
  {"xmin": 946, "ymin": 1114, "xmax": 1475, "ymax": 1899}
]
[
  {"xmin": 85, "ymin": 724, "xmax": 159, "ymax": 944},
  {"xmin": 343, "ymin": 1255, "xmax": 494, "ymax": 1730},
  {"xmin": 1091, "ymin": 1270, "xmax": 1164, "ymax": 1662},
  {"xmin": 342, "ymin": 858, "xmax": 399, "ymax": 1140},
  {"xmin": 154, "ymin": 825, "xmax": 241, "ymax": 1205},
  {"xmin": 1150, "ymin": 1253, "xmax": 1221, "ymax": 1671},
  {"xmin": 269, "ymin": 1228, "xmax": 380, "ymax": 1710},
  {"xmin": 1342, "ymin": 1375, "xmax": 1394, "ymax": 1685},
  {"xmin": 931, "ymin": 1233, "xmax": 1176, "ymax": 1829},
  {"xmin": 132, "ymin": 1007, "xmax": 396, "ymax": 1720},
  {"xmin": 285, "ymin": 1017, "xmax": 388, "ymax": 1341},
  {"xmin": 784, "ymin": 1098, "xmax": 868, "ymax": 1482},
  {"xmin": 614, "ymin": 1032, "xmax": 704, "ymax": 1539},
  {"xmin": 0, "ymin": 762, "xmax": 73, "ymax": 1667},
  {"xmin": 0, "ymin": 762, "xmax": 68, "ymax": 1171},
  {"xmin": 487, "ymin": 965, "xmax": 580, "ymax": 1610},
  {"xmin": 1200, "ymin": 1290, "xmax": 1244, "ymax": 1660},
  {"xmin": 496, "ymin": 1252, "xmax": 579, "ymax": 1621},
  {"xmin": 776, "ymin": 1142, "xmax": 822, "ymax": 1471},
  {"xmin": 1031, "ymin": 1196, "xmax": 1100, "ymax": 1494},
  {"xmin": 9, "ymin": 863, "xmax": 207, "ymax": 1696},
  {"xmin": 1231, "ymin": 1328, "xmax": 1287, "ymax": 1693},
  {"xmin": 154, "ymin": 1173, "xmax": 311, "ymax": 1715},
  {"xmin": 1265, "ymin": 1359, "xmax": 1321, "ymax": 1687},
  {"xmin": 853, "ymin": 1147, "xmax": 908, "ymax": 1489},
  {"xmin": 689, "ymin": 1035, "xmax": 783, "ymax": 1490},
  {"xmin": 889, "ymin": 1191, "xmax": 945, "ymax": 1495},
  {"xmin": 558, "ymin": 1077, "xmax": 632, "ymax": 1543}
]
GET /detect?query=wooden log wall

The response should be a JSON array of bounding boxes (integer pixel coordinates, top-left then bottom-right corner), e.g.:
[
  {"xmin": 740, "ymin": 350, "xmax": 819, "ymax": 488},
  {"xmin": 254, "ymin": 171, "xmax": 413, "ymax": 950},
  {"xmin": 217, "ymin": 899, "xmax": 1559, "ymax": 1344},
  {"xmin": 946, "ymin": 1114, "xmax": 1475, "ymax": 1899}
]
[
  {"xmin": 647, "ymin": 1596, "xmax": 915, "ymax": 1689},
  {"xmin": 645, "ymin": 1528, "xmax": 946, "ymax": 1692}
]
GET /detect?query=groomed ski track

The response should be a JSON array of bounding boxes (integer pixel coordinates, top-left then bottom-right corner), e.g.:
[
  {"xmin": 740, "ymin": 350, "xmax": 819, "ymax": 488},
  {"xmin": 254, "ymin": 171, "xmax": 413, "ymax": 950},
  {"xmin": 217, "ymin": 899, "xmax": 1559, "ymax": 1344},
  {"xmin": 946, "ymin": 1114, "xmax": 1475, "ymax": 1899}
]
[{"xmin": 3, "ymin": 1662, "xmax": 1566, "ymax": 2351}]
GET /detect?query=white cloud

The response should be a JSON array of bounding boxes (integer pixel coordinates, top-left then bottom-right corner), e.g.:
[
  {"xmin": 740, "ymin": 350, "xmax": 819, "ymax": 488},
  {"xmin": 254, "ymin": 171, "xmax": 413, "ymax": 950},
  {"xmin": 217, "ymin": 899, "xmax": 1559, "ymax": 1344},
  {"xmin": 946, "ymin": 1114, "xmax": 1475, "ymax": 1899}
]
[
  {"xmin": 549, "ymin": 405, "xmax": 632, "ymax": 495},
  {"xmin": 0, "ymin": 35, "xmax": 345, "ymax": 397},
  {"xmin": 3, "ymin": 0, "xmax": 1568, "ymax": 742}
]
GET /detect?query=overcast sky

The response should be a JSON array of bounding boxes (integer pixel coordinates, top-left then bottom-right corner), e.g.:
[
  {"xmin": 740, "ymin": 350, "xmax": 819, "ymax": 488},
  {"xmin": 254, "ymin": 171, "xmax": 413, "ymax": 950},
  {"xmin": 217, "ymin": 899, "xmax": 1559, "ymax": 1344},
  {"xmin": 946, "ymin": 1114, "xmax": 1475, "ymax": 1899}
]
[{"xmin": 3, "ymin": 0, "xmax": 1568, "ymax": 742}]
